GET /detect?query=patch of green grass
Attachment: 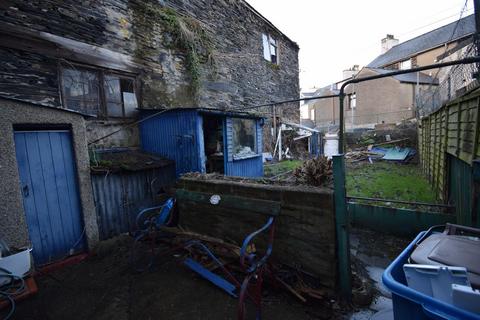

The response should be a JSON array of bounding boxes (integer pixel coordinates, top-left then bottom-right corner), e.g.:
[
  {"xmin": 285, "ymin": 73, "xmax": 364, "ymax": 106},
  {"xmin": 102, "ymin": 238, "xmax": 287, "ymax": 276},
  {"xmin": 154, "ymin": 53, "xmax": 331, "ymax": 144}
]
[
  {"xmin": 346, "ymin": 162, "xmax": 438, "ymax": 203},
  {"xmin": 264, "ymin": 160, "xmax": 303, "ymax": 177}
]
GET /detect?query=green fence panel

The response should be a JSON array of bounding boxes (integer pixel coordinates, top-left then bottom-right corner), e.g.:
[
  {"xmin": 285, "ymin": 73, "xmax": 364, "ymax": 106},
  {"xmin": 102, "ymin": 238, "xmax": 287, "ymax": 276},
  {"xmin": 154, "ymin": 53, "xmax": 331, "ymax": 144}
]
[{"xmin": 348, "ymin": 202, "xmax": 456, "ymax": 237}]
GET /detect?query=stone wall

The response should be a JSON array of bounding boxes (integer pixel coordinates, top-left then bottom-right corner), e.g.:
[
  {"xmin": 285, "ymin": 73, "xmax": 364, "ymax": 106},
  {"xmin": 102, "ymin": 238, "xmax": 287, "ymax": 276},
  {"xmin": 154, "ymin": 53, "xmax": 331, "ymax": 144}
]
[
  {"xmin": 176, "ymin": 178, "xmax": 337, "ymax": 290},
  {"xmin": 0, "ymin": 0, "xmax": 299, "ymax": 149}
]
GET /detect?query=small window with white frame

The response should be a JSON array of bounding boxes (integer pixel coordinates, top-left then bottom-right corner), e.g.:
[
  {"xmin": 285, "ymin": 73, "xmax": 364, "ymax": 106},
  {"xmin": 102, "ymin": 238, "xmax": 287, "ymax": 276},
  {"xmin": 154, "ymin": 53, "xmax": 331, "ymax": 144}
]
[
  {"xmin": 399, "ymin": 59, "xmax": 412, "ymax": 70},
  {"xmin": 349, "ymin": 93, "xmax": 357, "ymax": 109},
  {"xmin": 262, "ymin": 34, "xmax": 278, "ymax": 64}
]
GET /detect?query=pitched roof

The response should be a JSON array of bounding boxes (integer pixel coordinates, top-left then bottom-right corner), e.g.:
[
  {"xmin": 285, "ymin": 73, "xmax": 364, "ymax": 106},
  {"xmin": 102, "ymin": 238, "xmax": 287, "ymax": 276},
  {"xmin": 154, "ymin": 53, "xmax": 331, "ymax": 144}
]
[
  {"xmin": 367, "ymin": 14, "xmax": 475, "ymax": 68},
  {"xmin": 368, "ymin": 68, "xmax": 439, "ymax": 85}
]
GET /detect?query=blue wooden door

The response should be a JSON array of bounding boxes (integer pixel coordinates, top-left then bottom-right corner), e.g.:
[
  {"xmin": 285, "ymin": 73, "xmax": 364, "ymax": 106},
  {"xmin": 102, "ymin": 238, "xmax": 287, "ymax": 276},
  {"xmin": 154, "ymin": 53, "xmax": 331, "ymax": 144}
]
[{"xmin": 14, "ymin": 130, "xmax": 86, "ymax": 265}]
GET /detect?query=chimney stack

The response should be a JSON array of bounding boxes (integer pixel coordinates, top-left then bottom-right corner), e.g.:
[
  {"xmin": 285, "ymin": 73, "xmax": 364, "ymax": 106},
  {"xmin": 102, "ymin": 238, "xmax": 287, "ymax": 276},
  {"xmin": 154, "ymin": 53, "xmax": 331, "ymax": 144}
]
[
  {"xmin": 342, "ymin": 65, "xmax": 360, "ymax": 80},
  {"xmin": 381, "ymin": 34, "xmax": 399, "ymax": 54}
]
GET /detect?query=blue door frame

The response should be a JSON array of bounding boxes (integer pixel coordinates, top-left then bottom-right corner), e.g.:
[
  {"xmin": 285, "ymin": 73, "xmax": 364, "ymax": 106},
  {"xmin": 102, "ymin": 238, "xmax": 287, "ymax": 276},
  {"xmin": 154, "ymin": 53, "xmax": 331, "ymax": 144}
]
[{"xmin": 14, "ymin": 130, "xmax": 86, "ymax": 265}]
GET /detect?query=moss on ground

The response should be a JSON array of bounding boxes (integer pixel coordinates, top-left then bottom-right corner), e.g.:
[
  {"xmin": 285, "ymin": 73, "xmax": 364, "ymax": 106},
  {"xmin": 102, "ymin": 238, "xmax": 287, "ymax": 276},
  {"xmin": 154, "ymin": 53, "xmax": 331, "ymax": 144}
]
[{"xmin": 346, "ymin": 162, "xmax": 438, "ymax": 203}]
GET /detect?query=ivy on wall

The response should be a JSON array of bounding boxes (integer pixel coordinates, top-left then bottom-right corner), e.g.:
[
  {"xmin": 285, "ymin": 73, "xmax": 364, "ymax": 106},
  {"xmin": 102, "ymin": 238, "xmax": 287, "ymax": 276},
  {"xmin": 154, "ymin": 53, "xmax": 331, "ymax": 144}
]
[{"xmin": 131, "ymin": 2, "xmax": 214, "ymax": 94}]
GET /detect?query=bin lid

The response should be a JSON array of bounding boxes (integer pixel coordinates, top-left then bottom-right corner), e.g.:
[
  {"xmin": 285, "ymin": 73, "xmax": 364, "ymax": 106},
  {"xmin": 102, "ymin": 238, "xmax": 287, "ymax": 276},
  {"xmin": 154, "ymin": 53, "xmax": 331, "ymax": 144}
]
[{"xmin": 411, "ymin": 233, "xmax": 480, "ymax": 288}]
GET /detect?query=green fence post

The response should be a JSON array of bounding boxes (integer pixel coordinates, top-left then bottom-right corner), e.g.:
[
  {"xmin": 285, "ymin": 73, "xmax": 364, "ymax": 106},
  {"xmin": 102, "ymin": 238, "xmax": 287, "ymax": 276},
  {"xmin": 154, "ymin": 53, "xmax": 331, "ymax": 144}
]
[{"xmin": 332, "ymin": 154, "xmax": 352, "ymax": 300}]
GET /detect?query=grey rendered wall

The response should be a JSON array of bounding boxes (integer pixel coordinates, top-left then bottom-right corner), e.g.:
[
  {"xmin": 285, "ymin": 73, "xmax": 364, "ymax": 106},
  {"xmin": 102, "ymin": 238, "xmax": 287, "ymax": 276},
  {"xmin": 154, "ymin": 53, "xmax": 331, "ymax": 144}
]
[{"xmin": 0, "ymin": 98, "xmax": 99, "ymax": 249}]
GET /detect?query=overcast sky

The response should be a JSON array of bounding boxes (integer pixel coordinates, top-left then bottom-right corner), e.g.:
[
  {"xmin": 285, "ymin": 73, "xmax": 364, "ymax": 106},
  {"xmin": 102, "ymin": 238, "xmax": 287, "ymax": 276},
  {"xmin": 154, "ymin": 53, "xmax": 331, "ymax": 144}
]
[{"xmin": 246, "ymin": 0, "xmax": 474, "ymax": 91}]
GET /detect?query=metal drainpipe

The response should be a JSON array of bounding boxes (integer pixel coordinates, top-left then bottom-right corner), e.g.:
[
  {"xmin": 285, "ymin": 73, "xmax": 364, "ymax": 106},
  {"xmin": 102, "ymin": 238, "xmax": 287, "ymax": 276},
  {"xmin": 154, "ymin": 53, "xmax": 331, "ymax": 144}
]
[{"xmin": 339, "ymin": 93, "xmax": 345, "ymax": 153}]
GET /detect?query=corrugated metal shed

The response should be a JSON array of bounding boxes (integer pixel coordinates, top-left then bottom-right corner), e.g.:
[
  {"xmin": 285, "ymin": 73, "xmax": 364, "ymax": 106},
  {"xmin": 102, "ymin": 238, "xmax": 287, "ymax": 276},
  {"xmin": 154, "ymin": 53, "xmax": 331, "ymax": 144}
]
[
  {"xmin": 91, "ymin": 159, "xmax": 176, "ymax": 240},
  {"xmin": 140, "ymin": 109, "xmax": 203, "ymax": 176},
  {"xmin": 139, "ymin": 108, "xmax": 264, "ymax": 178}
]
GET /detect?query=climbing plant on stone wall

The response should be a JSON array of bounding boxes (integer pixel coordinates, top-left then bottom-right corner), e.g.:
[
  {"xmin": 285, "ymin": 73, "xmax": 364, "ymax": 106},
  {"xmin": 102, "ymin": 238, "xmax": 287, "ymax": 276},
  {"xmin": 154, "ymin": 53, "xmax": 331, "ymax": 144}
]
[{"xmin": 131, "ymin": 1, "xmax": 214, "ymax": 95}]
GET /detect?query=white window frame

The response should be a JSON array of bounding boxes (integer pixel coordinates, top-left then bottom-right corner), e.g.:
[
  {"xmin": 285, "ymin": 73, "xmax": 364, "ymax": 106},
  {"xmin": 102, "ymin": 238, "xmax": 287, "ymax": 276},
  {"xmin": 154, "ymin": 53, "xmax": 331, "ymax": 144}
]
[
  {"xmin": 399, "ymin": 59, "xmax": 412, "ymax": 70},
  {"xmin": 262, "ymin": 34, "xmax": 278, "ymax": 64},
  {"xmin": 350, "ymin": 93, "xmax": 357, "ymax": 109}
]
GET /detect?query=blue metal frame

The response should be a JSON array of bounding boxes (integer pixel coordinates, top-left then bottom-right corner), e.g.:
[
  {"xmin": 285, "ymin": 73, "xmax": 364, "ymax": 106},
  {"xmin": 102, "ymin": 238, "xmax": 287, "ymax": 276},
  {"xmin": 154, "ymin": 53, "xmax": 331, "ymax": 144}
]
[
  {"xmin": 134, "ymin": 198, "xmax": 176, "ymax": 232},
  {"xmin": 239, "ymin": 217, "xmax": 275, "ymax": 273},
  {"xmin": 182, "ymin": 215, "xmax": 276, "ymax": 320}
]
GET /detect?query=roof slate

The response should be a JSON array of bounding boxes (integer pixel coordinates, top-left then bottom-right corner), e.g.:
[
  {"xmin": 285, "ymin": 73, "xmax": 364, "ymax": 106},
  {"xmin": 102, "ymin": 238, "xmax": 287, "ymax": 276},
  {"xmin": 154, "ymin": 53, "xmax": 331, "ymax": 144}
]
[
  {"xmin": 368, "ymin": 68, "xmax": 439, "ymax": 85},
  {"xmin": 367, "ymin": 14, "xmax": 475, "ymax": 68}
]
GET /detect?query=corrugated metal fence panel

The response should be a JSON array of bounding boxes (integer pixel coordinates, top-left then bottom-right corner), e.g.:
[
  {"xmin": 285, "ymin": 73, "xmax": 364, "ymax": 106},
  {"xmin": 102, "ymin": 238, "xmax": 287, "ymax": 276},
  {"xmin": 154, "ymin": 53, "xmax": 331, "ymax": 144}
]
[
  {"xmin": 140, "ymin": 110, "xmax": 202, "ymax": 177},
  {"xmin": 225, "ymin": 117, "xmax": 234, "ymax": 162},
  {"xmin": 91, "ymin": 165, "xmax": 176, "ymax": 240},
  {"xmin": 256, "ymin": 120, "xmax": 263, "ymax": 155},
  {"xmin": 225, "ymin": 155, "xmax": 264, "ymax": 177},
  {"xmin": 448, "ymin": 154, "xmax": 473, "ymax": 226}
]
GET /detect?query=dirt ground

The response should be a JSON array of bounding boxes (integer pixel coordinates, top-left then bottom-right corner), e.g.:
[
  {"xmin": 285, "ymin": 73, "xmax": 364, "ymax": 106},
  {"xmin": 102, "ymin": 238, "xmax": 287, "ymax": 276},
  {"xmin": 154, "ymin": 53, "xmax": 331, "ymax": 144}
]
[
  {"xmin": 10, "ymin": 235, "xmax": 344, "ymax": 320},
  {"xmin": 6, "ymin": 228, "xmax": 411, "ymax": 320}
]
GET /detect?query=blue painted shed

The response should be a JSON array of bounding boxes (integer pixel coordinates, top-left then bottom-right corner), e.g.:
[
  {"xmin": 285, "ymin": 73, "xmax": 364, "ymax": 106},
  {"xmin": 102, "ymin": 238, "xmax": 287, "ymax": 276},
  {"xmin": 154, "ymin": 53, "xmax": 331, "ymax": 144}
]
[{"xmin": 140, "ymin": 108, "xmax": 264, "ymax": 178}]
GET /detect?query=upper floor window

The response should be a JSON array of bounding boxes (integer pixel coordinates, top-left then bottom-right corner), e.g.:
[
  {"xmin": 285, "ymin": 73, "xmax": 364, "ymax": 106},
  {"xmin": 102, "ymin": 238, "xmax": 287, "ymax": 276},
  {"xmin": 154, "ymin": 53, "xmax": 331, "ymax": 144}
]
[
  {"xmin": 349, "ymin": 93, "xmax": 357, "ymax": 109},
  {"xmin": 399, "ymin": 59, "xmax": 412, "ymax": 70},
  {"xmin": 262, "ymin": 34, "xmax": 278, "ymax": 64},
  {"xmin": 61, "ymin": 66, "xmax": 138, "ymax": 118}
]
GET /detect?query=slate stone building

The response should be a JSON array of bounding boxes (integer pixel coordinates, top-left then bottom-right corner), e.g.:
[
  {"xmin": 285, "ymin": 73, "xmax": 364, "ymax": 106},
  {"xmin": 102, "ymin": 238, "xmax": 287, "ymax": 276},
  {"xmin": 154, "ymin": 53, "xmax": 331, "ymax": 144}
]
[
  {"xmin": 0, "ymin": 0, "xmax": 300, "ymax": 149},
  {"xmin": 0, "ymin": 1, "xmax": 299, "ymax": 264}
]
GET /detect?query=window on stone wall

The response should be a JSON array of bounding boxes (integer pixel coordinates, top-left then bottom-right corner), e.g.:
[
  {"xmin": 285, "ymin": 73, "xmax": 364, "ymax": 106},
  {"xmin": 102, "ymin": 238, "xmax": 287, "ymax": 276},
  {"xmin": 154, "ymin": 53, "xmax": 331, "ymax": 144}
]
[
  {"xmin": 104, "ymin": 74, "xmax": 138, "ymax": 118},
  {"xmin": 262, "ymin": 34, "xmax": 278, "ymax": 64},
  {"xmin": 232, "ymin": 118, "xmax": 257, "ymax": 159},
  {"xmin": 62, "ymin": 68, "xmax": 100, "ymax": 116},
  {"xmin": 61, "ymin": 65, "xmax": 138, "ymax": 118}
]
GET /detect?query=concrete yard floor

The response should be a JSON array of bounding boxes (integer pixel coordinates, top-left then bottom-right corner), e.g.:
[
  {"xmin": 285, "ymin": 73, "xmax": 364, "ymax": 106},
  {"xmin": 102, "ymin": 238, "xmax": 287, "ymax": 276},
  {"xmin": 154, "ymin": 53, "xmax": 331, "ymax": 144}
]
[
  {"xmin": 10, "ymin": 235, "xmax": 344, "ymax": 320},
  {"xmin": 349, "ymin": 228, "xmax": 411, "ymax": 320}
]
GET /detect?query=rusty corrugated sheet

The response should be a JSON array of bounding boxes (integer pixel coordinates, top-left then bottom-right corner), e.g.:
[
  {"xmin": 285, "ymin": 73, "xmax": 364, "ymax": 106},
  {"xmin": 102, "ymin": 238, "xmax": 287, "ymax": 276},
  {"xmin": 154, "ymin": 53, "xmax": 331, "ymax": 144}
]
[{"xmin": 91, "ymin": 165, "xmax": 176, "ymax": 240}]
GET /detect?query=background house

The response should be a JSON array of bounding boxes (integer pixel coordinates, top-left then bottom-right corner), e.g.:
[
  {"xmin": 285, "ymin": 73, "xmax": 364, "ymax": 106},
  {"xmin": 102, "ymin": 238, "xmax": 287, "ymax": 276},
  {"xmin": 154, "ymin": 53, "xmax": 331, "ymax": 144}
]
[
  {"xmin": 0, "ymin": 0, "xmax": 299, "ymax": 265},
  {"xmin": 308, "ymin": 14, "xmax": 475, "ymax": 130}
]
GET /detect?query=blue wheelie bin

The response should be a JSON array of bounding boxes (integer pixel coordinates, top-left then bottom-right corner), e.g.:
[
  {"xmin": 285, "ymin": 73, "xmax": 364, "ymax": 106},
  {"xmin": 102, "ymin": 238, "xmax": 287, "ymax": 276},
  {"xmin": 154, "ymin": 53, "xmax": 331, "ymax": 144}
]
[{"xmin": 383, "ymin": 229, "xmax": 480, "ymax": 320}]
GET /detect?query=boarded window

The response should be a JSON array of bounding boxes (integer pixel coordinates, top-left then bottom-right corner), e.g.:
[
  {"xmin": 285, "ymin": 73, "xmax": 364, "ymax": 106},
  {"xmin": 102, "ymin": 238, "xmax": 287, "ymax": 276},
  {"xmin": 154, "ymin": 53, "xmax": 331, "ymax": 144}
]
[
  {"xmin": 61, "ymin": 66, "xmax": 137, "ymax": 118},
  {"xmin": 104, "ymin": 75, "xmax": 138, "ymax": 118},
  {"xmin": 232, "ymin": 119, "xmax": 257, "ymax": 159}
]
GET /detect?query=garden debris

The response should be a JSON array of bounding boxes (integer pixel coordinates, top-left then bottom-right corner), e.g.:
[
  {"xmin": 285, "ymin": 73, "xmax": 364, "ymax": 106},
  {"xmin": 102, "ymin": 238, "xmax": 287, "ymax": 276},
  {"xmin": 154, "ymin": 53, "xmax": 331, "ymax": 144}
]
[
  {"xmin": 293, "ymin": 156, "xmax": 333, "ymax": 187},
  {"xmin": 370, "ymin": 146, "xmax": 416, "ymax": 162},
  {"xmin": 345, "ymin": 151, "xmax": 384, "ymax": 162},
  {"xmin": 369, "ymin": 138, "xmax": 409, "ymax": 148}
]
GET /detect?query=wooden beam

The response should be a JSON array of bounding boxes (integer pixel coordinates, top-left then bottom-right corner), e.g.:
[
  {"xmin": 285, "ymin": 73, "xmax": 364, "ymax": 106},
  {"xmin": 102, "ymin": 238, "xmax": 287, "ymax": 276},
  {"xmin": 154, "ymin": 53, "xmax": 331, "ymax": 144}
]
[{"xmin": 0, "ymin": 22, "xmax": 144, "ymax": 73}]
